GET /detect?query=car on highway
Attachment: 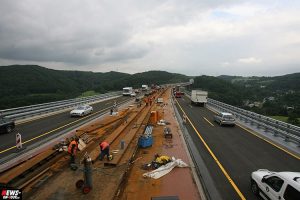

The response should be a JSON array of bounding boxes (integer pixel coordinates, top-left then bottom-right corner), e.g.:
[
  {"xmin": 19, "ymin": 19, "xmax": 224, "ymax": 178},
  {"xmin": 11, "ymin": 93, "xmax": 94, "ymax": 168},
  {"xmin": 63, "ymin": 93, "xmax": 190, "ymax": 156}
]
[
  {"xmin": 214, "ymin": 112, "xmax": 235, "ymax": 126},
  {"xmin": 130, "ymin": 92, "xmax": 137, "ymax": 97},
  {"xmin": 70, "ymin": 105, "xmax": 93, "ymax": 117},
  {"xmin": 0, "ymin": 117, "xmax": 15, "ymax": 134},
  {"xmin": 251, "ymin": 169, "xmax": 300, "ymax": 200}
]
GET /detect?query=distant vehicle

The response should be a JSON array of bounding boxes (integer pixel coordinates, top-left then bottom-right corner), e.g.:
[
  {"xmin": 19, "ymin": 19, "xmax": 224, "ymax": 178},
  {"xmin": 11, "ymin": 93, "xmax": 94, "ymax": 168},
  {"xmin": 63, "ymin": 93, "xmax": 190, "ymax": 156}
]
[
  {"xmin": 157, "ymin": 98, "xmax": 163, "ymax": 103},
  {"xmin": 142, "ymin": 85, "xmax": 149, "ymax": 91},
  {"xmin": 123, "ymin": 87, "xmax": 133, "ymax": 96},
  {"xmin": 191, "ymin": 90, "xmax": 208, "ymax": 106},
  {"xmin": 70, "ymin": 105, "xmax": 93, "ymax": 117},
  {"xmin": 251, "ymin": 169, "xmax": 300, "ymax": 200},
  {"xmin": 0, "ymin": 117, "xmax": 15, "ymax": 134},
  {"xmin": 175, "ymin": 91, "xmax": 182, "ymax": 98},
  {"xmin": 214, "ymin": 112, "xmax": 235, "ymax": 126},
  {"xmin": 134, "ymin": 89, "xmax": 140, "ymax": 93},
  {"xmin": 130, "ymin": 92, "xmax": 136, "ymax": 97}
]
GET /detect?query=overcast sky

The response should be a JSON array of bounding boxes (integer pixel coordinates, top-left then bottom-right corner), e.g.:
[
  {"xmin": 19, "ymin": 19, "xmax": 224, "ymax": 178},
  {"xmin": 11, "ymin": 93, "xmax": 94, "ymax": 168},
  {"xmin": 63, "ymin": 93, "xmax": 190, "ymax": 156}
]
[{"xmin": 0, "ymin": 0, "xmax": 299, "ymax": 76}]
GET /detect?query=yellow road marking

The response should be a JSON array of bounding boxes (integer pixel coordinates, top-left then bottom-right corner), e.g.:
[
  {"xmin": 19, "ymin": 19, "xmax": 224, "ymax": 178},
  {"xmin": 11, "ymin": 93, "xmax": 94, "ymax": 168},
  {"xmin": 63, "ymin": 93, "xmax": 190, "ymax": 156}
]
[
  {"xmin": 176, "ymin": 99, "xmax": 246, "ymax": 200},
  {"xmin": 237, "ymin": 124, "xmax": 300, "ymax": 160},
  {"xmin": 203, "ymin": 117, "xmax": 214, "ymax": 127},
  {"xmin": 207, "ymin": 106, "xmax": 300, "ymax": 160},
  {"xmin": 0, "ymin": 107, "xmax": 110, "ymax": 155}
]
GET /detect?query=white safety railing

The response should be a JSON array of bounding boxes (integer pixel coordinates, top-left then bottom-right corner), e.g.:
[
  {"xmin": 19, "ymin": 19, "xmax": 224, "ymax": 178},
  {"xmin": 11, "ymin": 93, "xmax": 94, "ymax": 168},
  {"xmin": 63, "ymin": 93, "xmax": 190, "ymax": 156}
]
[{"xmin": 1, "ymin": 91, "xmax": 122, "ymax": 121}]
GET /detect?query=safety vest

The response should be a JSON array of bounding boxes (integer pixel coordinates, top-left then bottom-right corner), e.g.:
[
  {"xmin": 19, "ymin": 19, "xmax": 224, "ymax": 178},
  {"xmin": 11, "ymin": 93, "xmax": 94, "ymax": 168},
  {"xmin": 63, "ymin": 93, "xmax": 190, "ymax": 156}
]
[
  {"xmin": 68, "ymin": 140, "xmax": 78, "ymax": 154},
  {"xmin": 100, "ymin": 141, "xmax": 109, "ymax": 150}
]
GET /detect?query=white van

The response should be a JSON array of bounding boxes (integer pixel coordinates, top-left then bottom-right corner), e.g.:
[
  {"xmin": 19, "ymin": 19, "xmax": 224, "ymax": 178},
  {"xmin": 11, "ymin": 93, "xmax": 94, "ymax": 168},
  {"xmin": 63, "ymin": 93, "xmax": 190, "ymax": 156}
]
[{"xmin": 251, "ymin": 169, "xmax": 300, "ymax": 200}]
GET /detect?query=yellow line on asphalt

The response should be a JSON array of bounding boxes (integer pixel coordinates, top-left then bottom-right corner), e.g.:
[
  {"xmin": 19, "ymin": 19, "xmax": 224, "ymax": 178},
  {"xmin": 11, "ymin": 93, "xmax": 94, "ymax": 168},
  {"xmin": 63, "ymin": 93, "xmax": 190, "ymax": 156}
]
[
  {"xmin": 0, "ymin": 107, "xmax": 109, "ymax": 155},
  {"xmin": 176, "ymin": 99, "xmax": 246, "ymax": 200},
  {"xmin": 203, "ymin": 117, "xmax": 214, "ymax": 127},
  {"xmin": 206, "ymin": 106, "xmax": 300, "ymax": 160},
  {"xmin": 237, "ymin": 124, "xmax": 300, "ymax": 160}
]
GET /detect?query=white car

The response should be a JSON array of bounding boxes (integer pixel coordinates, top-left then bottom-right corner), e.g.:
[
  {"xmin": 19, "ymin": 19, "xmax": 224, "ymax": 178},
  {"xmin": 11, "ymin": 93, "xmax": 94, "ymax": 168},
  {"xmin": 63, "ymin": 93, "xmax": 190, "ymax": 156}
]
[
  {"xmin": 251, "ymin": 169, "xmax": 300, "ymax": 200},
  {"xmin": 130, "ymin": 93, "xmax": 136, "ymax": 97},
  {"xmin": 70, "ymin": 105, "xmax": 93, "ymax": 117},
  {"xmin": 214, "ymin": 112, "xmax": 235, "ymax": 126}
]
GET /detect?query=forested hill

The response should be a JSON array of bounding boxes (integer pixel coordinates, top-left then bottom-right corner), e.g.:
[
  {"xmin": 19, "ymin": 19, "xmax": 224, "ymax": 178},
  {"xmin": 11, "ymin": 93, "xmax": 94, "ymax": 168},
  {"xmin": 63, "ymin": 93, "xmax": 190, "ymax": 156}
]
[
  {"xmin": 1, "ymin": 65, "xmax": 298, "ymax": 125},
  {"xmin": 0, "ymin": 65, "xmax": 188, "ymax": 109},
  {"xmin": 193, "ymin": 73, "xmax": 300, "ymax": 125}
]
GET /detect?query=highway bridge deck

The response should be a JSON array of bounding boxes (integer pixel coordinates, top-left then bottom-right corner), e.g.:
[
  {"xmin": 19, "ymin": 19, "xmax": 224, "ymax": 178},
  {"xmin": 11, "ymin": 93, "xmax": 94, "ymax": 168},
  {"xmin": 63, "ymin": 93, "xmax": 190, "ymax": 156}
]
[
  {"xmin": 175, "ymin": 95, "xmax": 300, "ymax": 199},
  {"xmin": 0, "ymin": 96, "xmax": 130, "ymax": 157}
]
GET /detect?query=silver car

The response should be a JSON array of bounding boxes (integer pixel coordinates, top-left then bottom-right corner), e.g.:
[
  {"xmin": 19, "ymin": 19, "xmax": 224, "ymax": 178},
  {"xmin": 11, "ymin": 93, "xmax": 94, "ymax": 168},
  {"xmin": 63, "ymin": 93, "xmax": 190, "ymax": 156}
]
[
  {"xmin": 70, "ymin": 105, "xmax": 93, "ymax": 117},
  {"xmin": 214, "ymin": 112, "xmax": 235, "ymax": 126}
]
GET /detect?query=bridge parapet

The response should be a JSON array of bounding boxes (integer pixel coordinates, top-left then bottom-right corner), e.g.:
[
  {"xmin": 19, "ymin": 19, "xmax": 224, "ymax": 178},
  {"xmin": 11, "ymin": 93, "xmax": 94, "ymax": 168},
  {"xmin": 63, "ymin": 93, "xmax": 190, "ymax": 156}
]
[
  {"xmin": 184, "ymin": 89, "xmax": 300, "ymax": 146},
  {"xmin": 0, "ymin": 91, "xmax": 122, "ymax": 121}
]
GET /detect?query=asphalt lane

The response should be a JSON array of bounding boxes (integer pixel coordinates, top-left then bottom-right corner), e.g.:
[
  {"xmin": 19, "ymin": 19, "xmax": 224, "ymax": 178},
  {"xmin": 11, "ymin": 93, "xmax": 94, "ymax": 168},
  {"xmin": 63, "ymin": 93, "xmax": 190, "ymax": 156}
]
[
  {"xmin": 175, "ymin": 96, "xmax": 300, "ymax": 200},
  {"xmin": 0, "ymin": 96, "xmax": 131, "ymax": 156}
]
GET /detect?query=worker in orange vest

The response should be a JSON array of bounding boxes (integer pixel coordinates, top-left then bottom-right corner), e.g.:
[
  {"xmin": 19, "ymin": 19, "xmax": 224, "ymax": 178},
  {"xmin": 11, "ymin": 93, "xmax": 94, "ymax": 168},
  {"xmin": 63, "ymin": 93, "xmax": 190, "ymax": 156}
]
[
  {"xmin": 68, "ymin": 138, "xmax": 79, "ymax": 164},
  {"xmin": 99, "ymin": 141, "xmax": 110, "ymax": 161}
]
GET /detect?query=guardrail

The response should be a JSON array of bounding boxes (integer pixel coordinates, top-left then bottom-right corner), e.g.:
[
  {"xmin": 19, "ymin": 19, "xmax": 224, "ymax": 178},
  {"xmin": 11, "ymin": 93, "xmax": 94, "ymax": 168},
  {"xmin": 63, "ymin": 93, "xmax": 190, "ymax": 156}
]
[
  {"xmin": 184, "ymin": 90, "xmax": 300, "ymax": 145},
  {"xmin": 0, "ymin": 91, "xmax": 122, "ymax": 121}
]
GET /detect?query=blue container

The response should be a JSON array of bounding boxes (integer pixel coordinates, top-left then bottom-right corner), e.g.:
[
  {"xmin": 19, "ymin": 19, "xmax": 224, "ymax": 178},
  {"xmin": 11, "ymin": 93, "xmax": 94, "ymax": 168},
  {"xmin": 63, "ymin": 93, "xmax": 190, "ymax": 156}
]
[{"xmin": 138, "ymin": 136, "xmax": 153, "ymax": 148}]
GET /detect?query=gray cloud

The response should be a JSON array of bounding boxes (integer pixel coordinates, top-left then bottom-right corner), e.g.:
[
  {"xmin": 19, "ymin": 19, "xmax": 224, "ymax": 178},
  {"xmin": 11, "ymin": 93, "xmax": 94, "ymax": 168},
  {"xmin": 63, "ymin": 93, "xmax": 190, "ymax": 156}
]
[{"xmin": 0, "ymin": 0, "xmax": 299, "ymax": 76}]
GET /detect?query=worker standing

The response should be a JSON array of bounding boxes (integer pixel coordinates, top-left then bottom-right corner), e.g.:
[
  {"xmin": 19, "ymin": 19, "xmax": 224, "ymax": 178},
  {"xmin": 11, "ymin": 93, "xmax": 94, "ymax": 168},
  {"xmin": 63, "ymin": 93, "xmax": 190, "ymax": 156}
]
[
  {"xmin": 68, "ymin": 138, "xmax": 79, "ymax": 165},
  {"xmin": 99, "ymin": 141, "xmax": 110, "ymax": 161}
]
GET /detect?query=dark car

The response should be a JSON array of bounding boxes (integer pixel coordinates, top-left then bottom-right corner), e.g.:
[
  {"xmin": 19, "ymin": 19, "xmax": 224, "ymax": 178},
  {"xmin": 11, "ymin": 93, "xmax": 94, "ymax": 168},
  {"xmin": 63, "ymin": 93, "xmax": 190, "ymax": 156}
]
[{"xmin": 0, "ymin": 117, "xmax": 15, "ymax": 134}]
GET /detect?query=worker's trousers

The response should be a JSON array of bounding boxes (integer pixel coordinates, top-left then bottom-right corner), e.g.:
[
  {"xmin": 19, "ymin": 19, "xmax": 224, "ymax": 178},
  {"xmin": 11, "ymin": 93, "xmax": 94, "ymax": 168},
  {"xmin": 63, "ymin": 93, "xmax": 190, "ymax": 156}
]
[
  {"xmin": 99, "ymin": 147, "xmax": 110, "ymax": 160},
  {"xmin": 70, "ymin": 154, "xmax": 75, "ymax": 164}
]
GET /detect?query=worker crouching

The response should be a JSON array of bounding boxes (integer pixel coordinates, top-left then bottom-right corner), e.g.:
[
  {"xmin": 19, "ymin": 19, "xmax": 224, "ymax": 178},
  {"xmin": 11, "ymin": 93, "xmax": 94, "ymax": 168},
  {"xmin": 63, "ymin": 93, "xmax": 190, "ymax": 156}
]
[{"xmin": 99, "ymin": 141, "xmax": 112, "ymax": 161}]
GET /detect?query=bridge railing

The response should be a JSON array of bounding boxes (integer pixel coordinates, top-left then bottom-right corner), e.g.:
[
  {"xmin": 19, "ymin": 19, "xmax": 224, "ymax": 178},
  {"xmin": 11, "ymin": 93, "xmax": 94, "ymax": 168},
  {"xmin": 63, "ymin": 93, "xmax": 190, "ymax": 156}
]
[
  {"xmin": 0, "ymin": 91, "xmax": 122, "ymax": 121},
  {"xmin": 183, "ymin": 90, "xmax": 300, "ymax": 145}
]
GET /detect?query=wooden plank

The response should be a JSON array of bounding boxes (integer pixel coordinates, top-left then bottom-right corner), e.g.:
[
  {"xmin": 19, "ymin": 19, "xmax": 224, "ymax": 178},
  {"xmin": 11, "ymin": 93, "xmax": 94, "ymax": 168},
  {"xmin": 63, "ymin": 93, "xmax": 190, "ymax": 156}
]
[
  {"xmin": 105, "ymin": 105, "xmax": 151, "ymax": 166},
  {"xmin": 90, "ymin": 107, "xmax": 145, "ymax": 162},
  {"xmin": 0, "ymin": 149, "xmax": 55, "ymax": 184}
]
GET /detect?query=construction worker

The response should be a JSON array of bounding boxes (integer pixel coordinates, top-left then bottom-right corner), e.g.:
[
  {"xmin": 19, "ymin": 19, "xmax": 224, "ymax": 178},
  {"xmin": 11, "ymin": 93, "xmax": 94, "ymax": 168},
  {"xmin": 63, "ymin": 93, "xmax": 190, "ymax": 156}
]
[
  {"xmin": 68, "ymin": 138, "xmax": 79, "ymax": 165},
  {"xmin": 99, "ymin": 141, "xmax": 110, "ymax": 161}
]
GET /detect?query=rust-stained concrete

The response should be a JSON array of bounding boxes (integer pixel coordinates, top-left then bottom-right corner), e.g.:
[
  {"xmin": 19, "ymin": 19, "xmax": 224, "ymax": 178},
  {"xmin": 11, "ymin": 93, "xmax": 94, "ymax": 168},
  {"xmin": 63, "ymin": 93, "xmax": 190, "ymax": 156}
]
[
  {"xmin": 24, "ymin": 89, "xmax": 202, "ymax": 200},
  {"xmin": 118, "ymin": 89, "xmax": 201, "ymax": 200}
]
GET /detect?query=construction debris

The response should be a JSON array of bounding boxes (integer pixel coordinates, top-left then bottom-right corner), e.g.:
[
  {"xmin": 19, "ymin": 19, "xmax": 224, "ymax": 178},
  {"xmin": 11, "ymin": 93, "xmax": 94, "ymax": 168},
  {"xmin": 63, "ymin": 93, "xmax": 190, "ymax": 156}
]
[
  {"xmin": 0, "ymin": 87, "xmax": 201, "ymax": 200},
  {"xmin": 142, "ymin": 157, "xmax": 188, "ymax": 179}
]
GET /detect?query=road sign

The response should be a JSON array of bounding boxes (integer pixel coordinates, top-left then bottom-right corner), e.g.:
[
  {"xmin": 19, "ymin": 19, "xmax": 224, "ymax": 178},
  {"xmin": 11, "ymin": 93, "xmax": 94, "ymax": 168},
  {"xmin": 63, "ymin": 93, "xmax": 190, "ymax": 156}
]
[{"xmin": 16, "ymin": 133, "xmax": 22, "ymax": 149}]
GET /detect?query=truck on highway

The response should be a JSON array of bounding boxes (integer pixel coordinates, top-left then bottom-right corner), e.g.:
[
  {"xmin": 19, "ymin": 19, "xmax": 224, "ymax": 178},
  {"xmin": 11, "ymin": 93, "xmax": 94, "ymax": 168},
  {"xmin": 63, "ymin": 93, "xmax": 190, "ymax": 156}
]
[
  {"xmin": 123, "ymin": 87, "xmax": 133, "ymax": 96},
  {"xmin": 191, "ymin": 90, "xmax": 208, "ymax": 106},
  {"xmin": 142, "ymin": 85, "xmax": 149, "ymax": 91}
]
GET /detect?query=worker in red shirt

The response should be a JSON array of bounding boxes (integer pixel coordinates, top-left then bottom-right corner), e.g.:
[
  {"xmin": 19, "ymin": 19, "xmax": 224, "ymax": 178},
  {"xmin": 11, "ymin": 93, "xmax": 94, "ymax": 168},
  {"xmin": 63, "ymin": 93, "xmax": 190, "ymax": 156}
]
[
  {"xmin": 68, "ymin": 138, "xmax": 79, "ymax": 164},
  {"xmin": 99, "ymin": 141, "xmax": 110, "ymax": 161}
]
